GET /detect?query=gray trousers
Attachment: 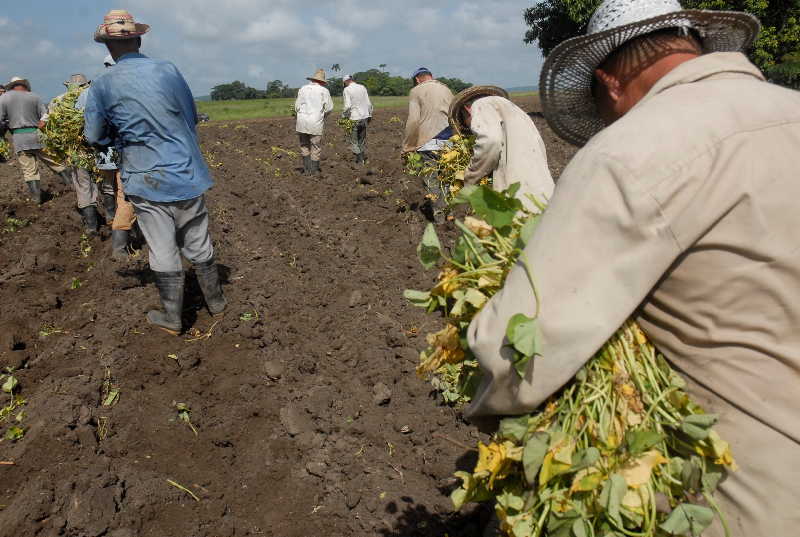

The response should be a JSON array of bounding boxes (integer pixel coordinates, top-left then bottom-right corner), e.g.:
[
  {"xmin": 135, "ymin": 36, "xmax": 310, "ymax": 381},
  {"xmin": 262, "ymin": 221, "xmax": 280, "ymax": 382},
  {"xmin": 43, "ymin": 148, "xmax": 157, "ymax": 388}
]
[
  {"xmin": 350, "ymin": 118, "xmax": 369, "ymax": 155},
  {"xmin": 72, "ymin": 167, "xmax": 114, "ymax": 209},
  {"xmin": 128, "ymin": 194, "xmax": 214, "ymax": 272}
]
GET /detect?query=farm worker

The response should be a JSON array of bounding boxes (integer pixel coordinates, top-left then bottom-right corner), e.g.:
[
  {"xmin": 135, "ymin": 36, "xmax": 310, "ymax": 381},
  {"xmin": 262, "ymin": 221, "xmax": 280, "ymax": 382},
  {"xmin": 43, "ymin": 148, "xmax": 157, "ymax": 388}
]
[
  {"xmin": 464, "ymin": 0, "xmax": 800, "ymax": 535},
  {"xmin": 341, "ymin": 75, "xmax": 373, "ymax": 164},
  {"xmin": 84, "ymin": 10, "xmax": 227, "ymax": 334},
  {"xmin": 0, "ymin": 77, "xmax": 73, "ymax": 204},
  {"xmin": 402, "ymin": 67, "xmax": 454, "ymax": 220},
  {"xmin": 448, "ymin": 86, "xmax": 554, "ymax": 213},
  {"xmin": 295, "ymin": 68, "xmax": 333, "ymax": 175},
  {"xmin": 78, "ymin": 56, "xmax": 138, "ymax": 259},
  {"xmin": 46, "ymin": 73, "xmax": 112, "ymax": 236}
]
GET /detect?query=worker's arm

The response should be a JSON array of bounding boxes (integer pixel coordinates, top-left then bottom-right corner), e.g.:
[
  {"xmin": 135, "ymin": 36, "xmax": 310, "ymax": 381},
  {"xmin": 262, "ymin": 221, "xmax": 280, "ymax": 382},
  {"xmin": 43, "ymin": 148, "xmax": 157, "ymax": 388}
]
[
  {"xmin": 323, "ymin": 89, "xmax": 334, "ymax": 117},
  {"xmin": 463, "ymin": 100, "xmax": 503, "ymax": 185},
  {"xmin": 342, "ymin": 87, "xmax": 352, "ymax": 118},
  {"xmin": 83, "ymin": 84, "xmax": 112, "ymax": 146},
  {"xmin": 465, "ymin": 150, "xmax": 684, "ymax": 424}
]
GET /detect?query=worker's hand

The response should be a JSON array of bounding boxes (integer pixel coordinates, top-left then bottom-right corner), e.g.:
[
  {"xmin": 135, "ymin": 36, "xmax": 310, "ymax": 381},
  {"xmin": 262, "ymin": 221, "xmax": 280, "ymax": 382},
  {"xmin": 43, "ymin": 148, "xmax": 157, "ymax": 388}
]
[{"xmin": 37, "ymin": 120, "xmax": 45, "ymax": 129}]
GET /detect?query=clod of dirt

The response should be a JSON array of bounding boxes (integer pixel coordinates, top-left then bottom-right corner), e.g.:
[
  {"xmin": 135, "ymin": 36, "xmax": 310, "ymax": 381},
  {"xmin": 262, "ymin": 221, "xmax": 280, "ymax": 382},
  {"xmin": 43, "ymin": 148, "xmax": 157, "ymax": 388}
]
[
  {"xmin": 372, "ymin": 382, "xmax": 392, "ymax": 406},
  {"xmin": 279, "ymin": 406, "xmax": 313, "ymax": 437},
  {"xmin": 306, "ymin": 461, "xmax": 327, "ymax": 478},
  {"xmin": 358, "ymin": 176, "xmax": 373, "ymax": 185},
  {"xmin": 348, "ymin": 290, "xmax": 364, "ymax": 308},
  {"xmin": 262, "ymin": 359, "xmax": 284, "ymax": 380}
]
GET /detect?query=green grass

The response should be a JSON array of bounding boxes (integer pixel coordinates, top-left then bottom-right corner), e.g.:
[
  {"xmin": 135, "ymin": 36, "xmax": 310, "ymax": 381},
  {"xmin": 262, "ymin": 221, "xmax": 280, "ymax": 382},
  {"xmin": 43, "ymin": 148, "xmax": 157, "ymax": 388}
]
[{"xmin": 196, "ymin": 92, "xmax": 538, "ymax": 122}]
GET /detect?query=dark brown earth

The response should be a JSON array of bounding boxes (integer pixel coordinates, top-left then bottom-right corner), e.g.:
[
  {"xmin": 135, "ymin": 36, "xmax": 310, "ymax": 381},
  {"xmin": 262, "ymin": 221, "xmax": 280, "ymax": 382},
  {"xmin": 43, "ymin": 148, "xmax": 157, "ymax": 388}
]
[{"xmin": 0, "ymin": 96, "xmax": 576, "ymax": 537}]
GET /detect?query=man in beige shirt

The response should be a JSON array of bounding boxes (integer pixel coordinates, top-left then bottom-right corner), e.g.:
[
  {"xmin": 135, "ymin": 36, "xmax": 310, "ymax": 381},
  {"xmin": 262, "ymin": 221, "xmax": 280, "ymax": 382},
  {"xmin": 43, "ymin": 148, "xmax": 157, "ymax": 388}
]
[
  {"xmin": 402, "ymin": 67, "xmax": 454, "ymax": 220},
  {"xmin": 449, "ymin": 86, "xmax": 554, "ymax": 213},
  {"xmin": 465, "ymin": 0, "xmax": 800, "ymax": 535}
]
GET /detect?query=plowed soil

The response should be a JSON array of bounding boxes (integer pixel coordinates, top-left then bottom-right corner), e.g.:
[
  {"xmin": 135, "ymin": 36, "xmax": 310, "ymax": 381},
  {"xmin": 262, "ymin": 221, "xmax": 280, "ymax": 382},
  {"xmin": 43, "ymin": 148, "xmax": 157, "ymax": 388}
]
[{"xmin": 0, "ymin": 96, "xmax": 576, "ymax": 537}]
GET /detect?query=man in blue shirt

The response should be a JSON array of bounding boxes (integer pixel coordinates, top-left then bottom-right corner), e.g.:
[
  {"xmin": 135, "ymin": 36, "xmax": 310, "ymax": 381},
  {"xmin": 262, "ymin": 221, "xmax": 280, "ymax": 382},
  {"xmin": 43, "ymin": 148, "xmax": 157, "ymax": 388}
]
[{"xmin": 84, "ymin": 10, "xmax": 226, "ymax": 334}]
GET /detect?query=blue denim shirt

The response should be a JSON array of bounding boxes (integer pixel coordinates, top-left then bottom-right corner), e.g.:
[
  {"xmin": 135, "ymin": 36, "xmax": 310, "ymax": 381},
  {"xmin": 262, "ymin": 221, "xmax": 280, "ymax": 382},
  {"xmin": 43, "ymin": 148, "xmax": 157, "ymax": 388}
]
[{"xmin": 83, "ymin": 53, "xmax": 213, "ymax": 202}]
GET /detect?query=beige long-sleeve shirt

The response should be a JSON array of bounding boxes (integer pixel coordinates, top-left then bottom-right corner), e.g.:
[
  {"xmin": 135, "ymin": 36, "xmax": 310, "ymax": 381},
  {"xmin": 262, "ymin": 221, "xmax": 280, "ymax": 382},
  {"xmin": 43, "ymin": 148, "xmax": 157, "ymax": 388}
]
[
  {"xmin": 465, "ymin": 52, "xmax": 800, "ymax": 537},
  {"xmin": 464, "ymin": 96, "xmax": 554, "ymax": 212},
  {"xmin": 342, "ymin": 82, "xmax": 373, "ymax": 121},
  {"xmin": 402, "ymin": 79, "xmax": 453, "ymax": 153},
  {"xmin": 295, "ymin": 82, "xmax": 333, "ymax": 136}
]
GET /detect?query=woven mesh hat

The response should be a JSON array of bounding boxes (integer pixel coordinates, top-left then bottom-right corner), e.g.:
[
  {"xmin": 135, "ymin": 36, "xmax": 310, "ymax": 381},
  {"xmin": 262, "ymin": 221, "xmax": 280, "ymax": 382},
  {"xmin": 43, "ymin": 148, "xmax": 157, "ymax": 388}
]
[{"xmin": 539, "ymin": 0, "xmax": 760, "ymax": 146}]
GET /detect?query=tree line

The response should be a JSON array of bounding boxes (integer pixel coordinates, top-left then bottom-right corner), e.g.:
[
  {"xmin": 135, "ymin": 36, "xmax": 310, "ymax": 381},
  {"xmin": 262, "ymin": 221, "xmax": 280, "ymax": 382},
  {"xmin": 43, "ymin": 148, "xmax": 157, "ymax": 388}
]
[{"xmin": 210, "ymin": 67, "xmax": 472, "ymax": 101}]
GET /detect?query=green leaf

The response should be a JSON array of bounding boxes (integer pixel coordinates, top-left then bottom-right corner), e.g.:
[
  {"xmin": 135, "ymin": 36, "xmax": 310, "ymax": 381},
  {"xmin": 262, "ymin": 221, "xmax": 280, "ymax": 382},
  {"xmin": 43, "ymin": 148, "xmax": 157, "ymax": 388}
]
[
  {"xmin": 462, "ymin": 185, "xmax": 521, "ymax": 229},
  {"xmin": 403, "ymin": 289, "xmax": 432, "ymax": 308},
  {"xmin": 504, "ymin": 182, "xmax": 522, "ymax": 199},
  {"xmin": 571, "ymin": 519, "xmax": 590, "ymax": 537},
  {"xmin": 498, "ymin": 415, "xmax": 530, "ymax": 443},
  {"xmin": 659, "ymin": 504, "xmax": 715, "ymax": 537},
  {"xmin": 518, "ymin": 214, "xmax": 542, "ymax": 247},
  {"xmin": 570, "ymin": 447, "xmax": 600, "ymax": 473},
  {"xmin": 680, "ymin": 414, "xmax": 718, "ymax": 440},
  {"xmin": 464, "ymin": 288, "xmax": 487, "ymax": 309},
  {"xmin": 701, "ymin": 461, "xmax": 726, "ymax": 493},
  {"xmin": 513, "ymin": 353, "xmax": 534, "ymax": 378},
  {"xmin": 451, "ymin": 184, "xmax": 479, "ymax": 205},
  {"xmin": 523, "ymin": 432, "xmax": 550, "ymax": 486},
  {"xmin": 2, "ymin": 375, "xmax": 18, "ymax": 394},
  {"xmin": 416, "ymin": 223, "xmax": 442, "ymax": 270},
  {"xmin": 625, "ymin": 430, "xmax": 664, "ymax": 455},
  {"xmin": 5, "ymin": 426, "xmax": 24, "ymax": 441},
  {"xmin": 506, "ymin": 314, "xmax": 539, "ymax": 357},
  {"xmin": 598, "ymin": 474, "xmax": 627, "ymax": 528}
]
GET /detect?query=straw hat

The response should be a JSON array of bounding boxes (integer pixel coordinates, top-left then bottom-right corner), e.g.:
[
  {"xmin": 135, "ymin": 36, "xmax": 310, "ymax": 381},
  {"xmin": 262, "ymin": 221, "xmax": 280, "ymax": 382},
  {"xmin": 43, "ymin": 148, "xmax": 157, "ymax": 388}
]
[
  {"xmin": 307, "ymin": 69, "xmax": 327, "ymax": 85},
  {"xmin": 6, "ymin": 77, "xmax": 30, "ymax": 91},
  {"xmin": 449, "ymin": 85, "xmax": 509, "ymax": 134},
  {"xmin": 539, "ymin": 0, "xmax": 760, "ymax": 147},
  {"xmin": 64, "ymin": 74, "xmax": 90, "ymax": 88},
  {"xmin": 94, "ymin": 10, "xmax": 150, "ymax": 43}
]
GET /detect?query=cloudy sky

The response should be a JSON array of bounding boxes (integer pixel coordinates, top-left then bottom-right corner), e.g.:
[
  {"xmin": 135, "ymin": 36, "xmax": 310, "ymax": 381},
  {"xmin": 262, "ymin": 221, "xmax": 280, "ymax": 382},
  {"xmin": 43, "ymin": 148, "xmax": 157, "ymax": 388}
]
[{"xmin": 0, "ymin": 1, "xmax": 544, "ymax": 100}]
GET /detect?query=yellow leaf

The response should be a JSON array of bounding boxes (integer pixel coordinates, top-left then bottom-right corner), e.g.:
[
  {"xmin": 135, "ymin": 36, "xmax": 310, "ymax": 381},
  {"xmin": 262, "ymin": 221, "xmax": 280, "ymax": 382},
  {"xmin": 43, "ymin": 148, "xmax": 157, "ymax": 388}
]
[
  {"xmin": 416, "ymin": 324, "xmax": 465, "ymax": 377},
  {"xmin": 432, "ymin": 266, "xmax": 461, "ymax": 296},
  {"xmin": 570, "ymin": 467, "xmax": 604, "ymax": 493},
  {"xmin": 475, "ymin": 442, "xmax": 513, "ymax": 488},
  {"xmin": 620, "ymin": 450, "xmax": 667, "ymax": 488},
  {"xmin": 464, "ymin": 216, "xmax": 494, "ymax": 238}
]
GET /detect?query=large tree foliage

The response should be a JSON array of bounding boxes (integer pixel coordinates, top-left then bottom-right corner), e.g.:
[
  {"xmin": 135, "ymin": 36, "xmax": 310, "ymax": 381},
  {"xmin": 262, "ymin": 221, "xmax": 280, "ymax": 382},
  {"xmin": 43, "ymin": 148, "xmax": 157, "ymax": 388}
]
[
  {"xmin": 210, "ymin": 80, "xmax": 265, "ymax": 101},
  {"xmin": 523, "ymin": 0, "xmax": 800, "ymax": 87}
]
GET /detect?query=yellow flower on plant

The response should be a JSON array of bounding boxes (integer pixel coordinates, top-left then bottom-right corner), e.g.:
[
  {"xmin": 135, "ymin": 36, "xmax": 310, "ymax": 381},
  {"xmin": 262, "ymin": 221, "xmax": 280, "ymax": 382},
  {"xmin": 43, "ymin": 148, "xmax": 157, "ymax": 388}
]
[{"xmin": 432, "ymin": 266, "xmax": 461, "ymax": 296}]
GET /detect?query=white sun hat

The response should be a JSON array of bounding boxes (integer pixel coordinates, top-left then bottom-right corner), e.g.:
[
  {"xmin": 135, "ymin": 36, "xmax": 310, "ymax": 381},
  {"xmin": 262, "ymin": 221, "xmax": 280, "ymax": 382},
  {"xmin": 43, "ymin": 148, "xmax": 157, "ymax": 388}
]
[{"xmin": 539, "ymin": 0, "xmax": 760, "ymax": 146}]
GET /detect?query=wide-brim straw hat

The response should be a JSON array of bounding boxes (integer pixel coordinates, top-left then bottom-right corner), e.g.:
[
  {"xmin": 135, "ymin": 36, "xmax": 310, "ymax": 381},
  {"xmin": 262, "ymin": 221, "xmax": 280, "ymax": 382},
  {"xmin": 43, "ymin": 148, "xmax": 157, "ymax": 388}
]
[
  {"xmin": 7, "ymin": 77, "xmax": 30, "ymax": 90},
  {"xmin": 449, "ymin": 85, "xmax": 509, "ymax": 134},
  {"xmin": 539, "ymin": 0, "xmax": 760, "ymax": 147},
  {"xmin": 64, "ymin": 74, "xmax": 90, "ymax": 88},
  {"xmin": 94, "ymin": 10, "xmax": 150, "ymax": 43},
  {"xmin": 307, "ymin": 69, "xmax": 327, "ymax": 84}
]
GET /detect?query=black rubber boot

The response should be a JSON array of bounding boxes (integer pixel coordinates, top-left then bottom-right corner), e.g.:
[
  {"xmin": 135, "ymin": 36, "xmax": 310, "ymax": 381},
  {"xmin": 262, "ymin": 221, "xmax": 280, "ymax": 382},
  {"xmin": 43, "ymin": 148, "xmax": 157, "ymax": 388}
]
[
  {"xmin": 102, "ymin": 193, "xmax": 117, "ymax": 224},
  {"xmin": 26, "ymin": 180, "xmax": 42, "ymax": 205},
  {"xmin": 110, "ymin": 229, "xmax": 128, "ymax": 260},
  {"xmin": 302, "ymin": 156, "xmax": 312, "ymax": 175},
  {"xmin": 194, "ymin": 259, "xmax": 227, "ymax": 315},
  {"xmin": 79, "ymin": 205, "xmax": 99, "ymax": 236},
  {"xmin": 146, "ymin": 271, "xmax": 184, "ymax": 335},
  {"xmin": 59, "ymin": 169, "xmax": 74, "ymax": 186}
]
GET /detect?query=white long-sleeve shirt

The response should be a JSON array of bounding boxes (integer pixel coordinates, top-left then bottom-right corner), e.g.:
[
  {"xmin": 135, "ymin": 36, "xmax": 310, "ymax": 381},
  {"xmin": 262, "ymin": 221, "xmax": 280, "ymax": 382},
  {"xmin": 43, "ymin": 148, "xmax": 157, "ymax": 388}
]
[
  {"xmin": 295, "ymin": 82, "xmax": 333, "ymax": 136},
  {"xmin": 342, "ymin": 82, "xmax": 373, "ymax": 121}
]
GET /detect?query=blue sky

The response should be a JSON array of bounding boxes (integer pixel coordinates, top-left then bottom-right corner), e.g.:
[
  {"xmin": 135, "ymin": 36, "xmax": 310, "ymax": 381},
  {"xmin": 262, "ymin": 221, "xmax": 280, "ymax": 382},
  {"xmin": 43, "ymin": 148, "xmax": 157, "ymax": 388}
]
[{"xmin": 0, "ymin": 1, "xmax": 545, "ymax": 100}]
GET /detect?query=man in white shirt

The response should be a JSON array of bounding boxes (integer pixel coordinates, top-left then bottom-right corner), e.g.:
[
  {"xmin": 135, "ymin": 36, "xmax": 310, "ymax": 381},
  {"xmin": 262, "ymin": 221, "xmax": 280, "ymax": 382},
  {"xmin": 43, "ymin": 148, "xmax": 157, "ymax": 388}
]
[
  {"xmin": 294, "ymin": 69, "xmax": 333, "ymax": 175},
  {"xmin": 341, "ymin": 75, "xmax": 373, "ymax": 164}
]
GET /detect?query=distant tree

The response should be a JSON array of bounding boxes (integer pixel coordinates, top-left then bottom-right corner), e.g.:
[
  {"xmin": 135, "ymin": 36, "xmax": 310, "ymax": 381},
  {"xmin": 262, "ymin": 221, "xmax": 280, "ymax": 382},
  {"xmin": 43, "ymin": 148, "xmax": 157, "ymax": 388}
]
[
  {"xmin": 379, "ymin": 63, "xmax": 387, "ymax": 69},
  {"xmin": 522, "ymin": 0, "xmax": 800, "ymax": 88},
  {"xmin": 327, "ymin": 77, "xmax": 345, "ymax": 97},
  {"xmin": 211, "ymin": 80, "xmax": 266, "ymax": 101},
  {"xmin": 331, "ymin": 63, "xmax": 341, "ymax": 73},
  {"xmin": 438, "ymin": 77, "xmax": 472, "ymax": 94}
]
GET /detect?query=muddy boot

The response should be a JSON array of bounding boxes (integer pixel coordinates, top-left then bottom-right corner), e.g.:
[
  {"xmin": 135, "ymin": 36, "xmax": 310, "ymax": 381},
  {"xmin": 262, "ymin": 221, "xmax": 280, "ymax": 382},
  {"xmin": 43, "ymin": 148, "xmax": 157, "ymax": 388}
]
[
  {"xmin": 26, "ymin": 180, "xmax": 42, "ymax": 205},
  {"xmin": 146, "ymin": 271, "xmax": 184, "ymax": 335},
  {"xmin": 59, "ymin": 169, "xmax": 74, "ymax": 186},
  {"xmin": 102, "ymin": 193, "xmax": 117, "ymax": 224},
  {"xmin": 110, "ymin": 229, "xmax": 128, "ymax": 260},
  {"xmin": 194, "ymin": 259, "xmax": 227, "ymax": 315},
  {"xmin": 302, "ymin": 155, "xmax": 312, "ymax": 175},
  {"xmin": 79, "ymin": 205, "xmax": 99, "ymax": 237}
]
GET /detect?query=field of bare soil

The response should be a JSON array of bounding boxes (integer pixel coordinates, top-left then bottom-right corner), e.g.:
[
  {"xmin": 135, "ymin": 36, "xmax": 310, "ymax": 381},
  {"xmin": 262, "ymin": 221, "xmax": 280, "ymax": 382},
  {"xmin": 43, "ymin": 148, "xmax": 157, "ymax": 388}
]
[{"xmin": 0, "ymin": 96, "xmax": 576, "ymax": 537}]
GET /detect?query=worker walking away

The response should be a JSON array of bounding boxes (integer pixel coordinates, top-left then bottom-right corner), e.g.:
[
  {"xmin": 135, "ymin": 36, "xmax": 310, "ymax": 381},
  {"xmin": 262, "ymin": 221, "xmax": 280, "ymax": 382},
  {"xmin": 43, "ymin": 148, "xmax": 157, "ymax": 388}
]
[
  {"xmin": 295, "ymin": 69, "xmax": 333, "ymax": 175},
  {"xmin": 342, "ymin": 75, "xmax": 373, "ymax": 164},
  {"xmin": 84, "ymin": 10, "xmax": 227, "ymax": 334},
  {"xmin": 448, "ymin": 86, "xmax": 554, "ymax": 213},
  {"xmin": 0, "ymin": 77, "xmax": 73, "ymax": 204}
]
